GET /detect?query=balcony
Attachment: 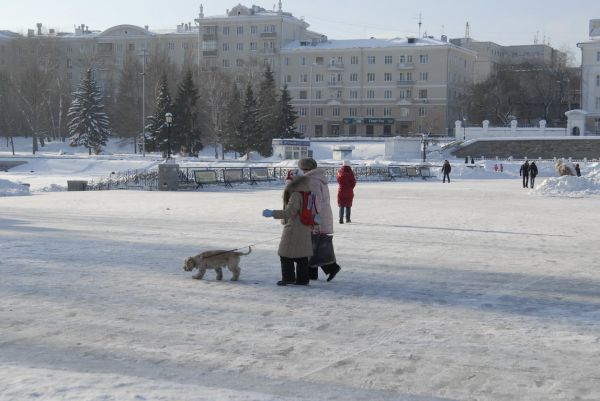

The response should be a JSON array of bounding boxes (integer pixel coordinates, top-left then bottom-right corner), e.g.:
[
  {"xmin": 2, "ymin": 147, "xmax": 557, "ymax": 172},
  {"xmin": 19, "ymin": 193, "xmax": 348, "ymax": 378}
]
[
  {"xmin": 203, "ymin": 50, "xmax": 218, "ymax": 57},
  {"xmin": 327, "ymin": 80, "xmax": 344, "ymax": 88},
  {"xmin": 327, "ymin": 63, "xmax": 345, "ymax": 70},
  {"xmin": 397, "ymin": 80, "xmax": 415, "ymax": 86},
  {"xmin": 260, "ymin": 32, "xmax": 277, "ymax": 38},
  {"xmin": 397, "ymin": 62, "xmax": 414, "ymax": 69},
  {"xmin": 203, "ymin": 34, "xmax": 217, "ymax": 41}
]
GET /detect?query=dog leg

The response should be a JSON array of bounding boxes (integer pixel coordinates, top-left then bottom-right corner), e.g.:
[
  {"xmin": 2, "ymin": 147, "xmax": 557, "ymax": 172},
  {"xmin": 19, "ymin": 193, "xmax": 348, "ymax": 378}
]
[
  {"xmin": 193, "ymin": 268, "xmax": 206, "ymax": 280},
  {"xmin": 229, "ymin": 264, "xmax": 240, "ymax": 281},
  {"xmin": 215, "ymin": 267, "xmax": 223, "ymax": 280}
]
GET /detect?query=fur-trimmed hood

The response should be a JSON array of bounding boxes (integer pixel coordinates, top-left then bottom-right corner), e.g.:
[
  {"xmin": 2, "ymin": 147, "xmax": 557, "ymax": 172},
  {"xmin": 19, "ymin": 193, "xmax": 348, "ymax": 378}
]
[{"xmin": 283, "ymin": 175, "xmax": 311, "ymax": 205}]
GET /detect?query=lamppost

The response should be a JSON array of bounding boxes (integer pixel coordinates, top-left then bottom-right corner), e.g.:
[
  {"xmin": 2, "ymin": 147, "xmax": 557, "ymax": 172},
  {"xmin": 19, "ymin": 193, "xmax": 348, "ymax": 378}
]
[
  {"xmin": 462, "ymin": 117, "xmax": 467, "ymax": 140},
  {"xmin": 308, "ymin": 63, "xmax": 315, "ymax": 137},
  {"xmin": 139, "ymin": 47, "xmax": 149, "ymax": 156},
  {"xmin": 421, "ymin": 133, "xmax": 428, "ymax": 163},
  {"xmin": 165, "ymin": 112, "xmax": 173, "ymax": 160}
]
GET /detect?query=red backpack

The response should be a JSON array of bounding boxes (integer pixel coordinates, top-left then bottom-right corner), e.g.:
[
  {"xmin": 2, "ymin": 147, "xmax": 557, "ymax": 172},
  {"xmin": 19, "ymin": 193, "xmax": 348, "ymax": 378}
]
[{"xmin": 299, "ymin": 191, "xmax": 321, "ymax": 226}]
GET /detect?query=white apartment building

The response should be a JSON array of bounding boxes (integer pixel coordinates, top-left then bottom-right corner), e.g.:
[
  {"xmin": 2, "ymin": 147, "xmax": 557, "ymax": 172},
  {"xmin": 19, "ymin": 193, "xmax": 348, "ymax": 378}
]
[
  {"xmin": 577, "ymin": 19, "xmax": 600, "ymax": 134},
  {"xmin": 281, "ymin": 37, "xmax": 476, "ymax": 137}
]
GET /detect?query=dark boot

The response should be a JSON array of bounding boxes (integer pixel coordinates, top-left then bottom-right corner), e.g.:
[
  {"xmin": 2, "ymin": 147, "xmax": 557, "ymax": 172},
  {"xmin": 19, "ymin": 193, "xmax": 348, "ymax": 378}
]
[
  {"xmin": 295, "ymin": 257, "xmax": 310, "ymax": 285},
  {"xmin": 279, "ymin": 257, "xmax": 296, "ymax": 284},
  {"xmin": 346, "ymin": 207, "xmax": 351, "ymax": 223},
  {"xmin": 309, "ymin": 266, "xmax": 319, "ymax": 280},
  {"xmin": 326, "ymin": 263, "xmax": 341, "ymax": 282}
]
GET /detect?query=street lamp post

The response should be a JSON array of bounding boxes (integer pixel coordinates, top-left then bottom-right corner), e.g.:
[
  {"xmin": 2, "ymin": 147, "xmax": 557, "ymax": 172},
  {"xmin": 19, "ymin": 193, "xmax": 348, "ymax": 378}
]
[
  {"xmin": 140, "ymin": 47, "xmax": 149, "ymax": 157},
  {"xmin": 462, "ymin": 117, "xmax": 467, "ymax": 140},
  {"xmin": 165, "ymin": 112, "xmax": 173, "ymax": 160},
  {"xmin": 421, "ymin": 133, "xmax": 428, "ymax": 163},
  {"xmin": 307, "ymin": 63, "xmax": 315, "ymax": 137}
]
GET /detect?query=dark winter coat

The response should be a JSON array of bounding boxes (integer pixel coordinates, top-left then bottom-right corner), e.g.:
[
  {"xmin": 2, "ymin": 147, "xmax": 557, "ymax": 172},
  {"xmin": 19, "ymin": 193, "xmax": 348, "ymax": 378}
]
[
  {"xmin": 441, "ymin": 162, "xmax": 451, "ymax": 174},
  {"xmin": 575, "ymin": 165, "xmax": 581, "ymax": 177},
  {"xmin": 337, "ymin": 166, "xmax": 356, "ymax": 207},
  {"xmin": 519, "ymin": 162, "xmax": 530, "ymax": 176},
  {"xmin": 529, "ymin": 163, "xmax": 538, "ymax": 178},
  {"xmin": 271, "ymin": 176, "xmax": 313, "ymax": 259}
]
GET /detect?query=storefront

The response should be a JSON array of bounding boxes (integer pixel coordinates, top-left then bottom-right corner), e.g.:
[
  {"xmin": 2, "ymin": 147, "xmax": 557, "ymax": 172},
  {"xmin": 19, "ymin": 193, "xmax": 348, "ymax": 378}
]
[{"xmin": 272, "ymin": 138, "xmax": 311, "ymax": 160}]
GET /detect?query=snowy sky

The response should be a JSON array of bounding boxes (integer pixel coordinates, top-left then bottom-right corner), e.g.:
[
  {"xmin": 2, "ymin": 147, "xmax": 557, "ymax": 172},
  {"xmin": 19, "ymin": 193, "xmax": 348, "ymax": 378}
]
[{"xmin": 2, "ymin": 0, "xmax": 596, "ymax": 63}]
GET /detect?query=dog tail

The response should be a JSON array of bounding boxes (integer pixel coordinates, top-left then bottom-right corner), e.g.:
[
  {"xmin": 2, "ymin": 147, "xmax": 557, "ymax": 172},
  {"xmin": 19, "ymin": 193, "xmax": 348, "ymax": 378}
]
[{"xmin": 239, "ymin": 246, "xmax": 252, "ymax": 255}]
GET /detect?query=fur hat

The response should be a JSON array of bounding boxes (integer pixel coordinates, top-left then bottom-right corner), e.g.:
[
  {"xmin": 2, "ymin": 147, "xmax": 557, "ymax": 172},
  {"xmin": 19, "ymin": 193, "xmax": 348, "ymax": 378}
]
[
  {"xmin": 343, "ymin": 160, "xmax": 351, "ymax": 167},
  {"xmin": 298, "ymin": 157, "xmax": 317, "ymax": 171}
]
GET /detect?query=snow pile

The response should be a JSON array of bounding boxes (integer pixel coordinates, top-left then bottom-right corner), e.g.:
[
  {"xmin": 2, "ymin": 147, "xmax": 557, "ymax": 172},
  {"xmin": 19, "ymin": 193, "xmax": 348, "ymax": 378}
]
[
  {"xmin": 0, "ymin": 179, "xmax": 30, "ymax": 196},
  {"xmin": 534, "ymin": 175, "xmax": 600, "ymax": 197}
]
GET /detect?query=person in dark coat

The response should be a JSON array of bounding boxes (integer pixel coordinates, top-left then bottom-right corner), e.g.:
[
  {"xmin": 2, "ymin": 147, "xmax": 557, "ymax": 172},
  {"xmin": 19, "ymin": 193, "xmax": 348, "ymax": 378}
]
[
  {"xmin": 528, "ymin": 161, "xmax": 538, "ymax": 188},
  {"xmin": 575, "ymin": 163, "xmax": 581, "ymax": 177},
  {"xmin": 519, "ymin": 161, "xmax": 530, "ymax": 188},
  {"xmin": 337, "ymin": 160, "xmax": 356, "ymax": 224},
  {"xmin": 441, "ymin": 160, "xmax": 451, "ymax": 183}
]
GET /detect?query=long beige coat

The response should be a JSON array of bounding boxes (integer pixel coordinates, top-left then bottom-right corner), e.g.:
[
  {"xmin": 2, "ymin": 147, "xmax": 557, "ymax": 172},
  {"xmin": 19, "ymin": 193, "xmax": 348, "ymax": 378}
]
[{"xmin": 271, "ymin": 176, "xmax": 313, "ymax": 259}]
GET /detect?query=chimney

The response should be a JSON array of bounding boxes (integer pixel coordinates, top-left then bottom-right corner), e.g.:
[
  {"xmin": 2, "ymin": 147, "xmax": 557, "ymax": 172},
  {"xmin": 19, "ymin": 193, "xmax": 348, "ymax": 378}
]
[{"xmin": 36, "ymin": 23, "xmax": 42, "ymax": 35}]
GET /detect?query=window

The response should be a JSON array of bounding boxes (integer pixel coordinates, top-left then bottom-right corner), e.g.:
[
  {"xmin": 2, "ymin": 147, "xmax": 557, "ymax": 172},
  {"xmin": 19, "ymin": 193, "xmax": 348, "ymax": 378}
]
[
  {"xmin": 315, "ymin": 74, "xmax": 324, "ymax": 82},
  {"xmin": 315, "ymin": 125, "xmax": 323, "ymax": 137},
  {"xmin": 350, "ymin": 73, "xmax": 358, "ymax": 82},
  {"xmin": 168, "ymin": 42, "xmax": 175, "ymax": 50},
  {"xmin": 384, "ymin": 90, "xmax": 393, "ymax": 99},
  {"xmin": 236, "ymin": 43, "xmax": 244, "ymax": 51},
  {"xmin": 128, "ymin": 43, "xmax": 135, "ymax": 51},
  {"xmin": 223, "ymin": 27, "xmax": 229, "ymax": 35},
  {"xmin": 316, "ymin": 56, "xmax": 324, "ymax": 65},
  {"xmin": 285, "ymin": 57, "xmax": 289, "ymax": 65},
  {"xmin": 406, "ymin": 55, "xmax": 413, "ymax": 63},
  {"xmin": 350, "ymin": 55, "xmax": 359, "ymax": 64},
  {"xmin": 236, "ymin": 59, "xmax": 244, "ymax": 67},
  {"xmin": 350, "ymin": 90, "xmax": 358, "ymax": 99},
  {"xmin": 420, "ymin": 71, "xmax": 428, "ymax": 81},
  {"xmin": 285, "ymin": 75, "xmax": 292, "ymax": 83},
  {"xmin": 298, "ymin": 124, "xmax": 306, "ymax": 134},
  {"xmin": 301, "ymin": 56, "xmax": 306, "ymax": 65},
  {"xmin": 596, "ymin": 97, "xmax": 600, "ymax": 110},
  {"xmin": 597, "ymin": 75, "xmax": 600, "ymax": 86},
  {"xmin": 222, "ymin": 59, "xmax": 230, "ymax": 67},
  {"xmin": 315, "ymin": 108, "xmax": 323, "ymax": 116},
  {"xmin": 332, "ymin": 107, "xmax": 340, "ymax": 117},
  {"xmin": 383, "ymin": 107, "xmax": 392, "ymax": 117},
  {"xmin": 336, "ymin": 90, "xmax": 343, "ymax": 99},
  {"xmin": 420, "ymin": 54, "xmax": 429, "ymax": 64},
  {"xmin": 348, "ymin": 125, "xmax": 357, "ymax": 136},
  {"xmin": 349, "ymin": 108, "xmax": 357, "ymax": 116},
  {"xmin": 367, "ymin": 89, "xmax": 375, "ymax": 99},
  {"xmin": 298, "ymin": 108, "xmax": 307, "ymax": 116},
  {"xmin": 366, "ymin": 107, "xmax": 374, "ymax": 116},
  {"xmin": 368, "ymin": 55, "xmax": 376, "ymax": 64},
  {"xmin": 597, "ymin": 51, "xmax": 600, "ymax": 62},
  {"xmin": 384, "ymin": 55, "xmax": 393, "ymax": 64},
  {"xmin": 418, "ymin": 107, "xmax": 426, "ymax": 116},
  {"xmin": 366, "ymin": 125, "xmax": 374, "ymax": 136},
  {"xmin": 222, "ymin": 43, "xmax": 229, "ymax": 51},
  {"xmin": 383, "ymin": 125, "xmax": 392, "ymax": 135},
  {"xmin": 300, "ymin": 74, "xmax": 308, "ymax": 83},
  {"xmin": 315, "ymin": 90, "xmax": 322, "ymax": 99},
  {"xmin": 250, "ymin": 42, "xmax": 257, "ymax": 51},
  {"xmin": 384, "ymin": 72, "xmax": 392, "ymax": 82},
  {"xmin": 251, "ymin": 25, "xmax": 258, "ymax": 34},
  {"xmin": 237, "ymin": 26, "xmax": 244, "ymax": 35},
  {"xmin": 66, "ymin": 58, "xmax": 72, "ymax": 69},
  {"xmin": 419, "ymin": 89, "xmax": 428, "ymax": 99},
  {"xmin": 367, "ymin": 72, "xmax": 375, "ymax": 82},
  {"xmin": 299, "ymin": 90, "xmax": 307, "ymax": 99}
]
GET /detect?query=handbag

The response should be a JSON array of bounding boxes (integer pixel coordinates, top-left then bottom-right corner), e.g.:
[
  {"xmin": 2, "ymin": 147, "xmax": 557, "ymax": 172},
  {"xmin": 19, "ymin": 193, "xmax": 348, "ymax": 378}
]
[{"xmin": 309, "ymin": 233, "xmax": 336, "ymax": 267}]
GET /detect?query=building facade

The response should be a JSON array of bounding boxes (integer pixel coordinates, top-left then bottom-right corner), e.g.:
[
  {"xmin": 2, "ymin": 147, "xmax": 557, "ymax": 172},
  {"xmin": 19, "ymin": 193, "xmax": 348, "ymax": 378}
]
[{"xmin": 577, "ymin": 19, "xmax": 600, "ymax": 134}]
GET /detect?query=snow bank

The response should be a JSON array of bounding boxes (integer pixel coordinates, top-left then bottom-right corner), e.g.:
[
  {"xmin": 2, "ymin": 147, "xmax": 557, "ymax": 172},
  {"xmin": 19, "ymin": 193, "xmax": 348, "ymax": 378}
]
[
  {"xmin": 0, "ymin": 179, "xmax": 30, "ymax": 196},
  {"xmin": 534, "ymin": 175, "xmax": 600, "ymax": 197}
]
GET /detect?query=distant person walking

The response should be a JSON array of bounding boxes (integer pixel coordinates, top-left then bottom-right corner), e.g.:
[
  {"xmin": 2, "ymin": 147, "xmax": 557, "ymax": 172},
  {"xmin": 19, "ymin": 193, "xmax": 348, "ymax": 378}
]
[
  {"xmin": 441, "ymin": 160, "xmax": 452, "ymax": 183},
  {"xmin": 500, "ymin": 163, "xmax": 504, "ymax": 173},
  {"xmin": 519, "ymin": 161, "xmax": 530, "ymax": 188},
  {"xmin": 337, "ymin": 160, "xmax": 356, "ymax": 224},
  {"xmin": 529, "ymin": 161, "xmax": 538, "ymax": 188},
  {"xmin": 575, "ymin": 163, "xmax": 582, "ymax": 177}
]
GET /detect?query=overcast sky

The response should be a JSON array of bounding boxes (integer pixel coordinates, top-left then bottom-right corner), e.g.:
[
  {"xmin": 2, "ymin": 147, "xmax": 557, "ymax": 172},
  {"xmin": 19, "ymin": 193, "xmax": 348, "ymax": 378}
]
[{"xmin": 2, "ymin": 0, "xmax": 596, "ymax": 64}]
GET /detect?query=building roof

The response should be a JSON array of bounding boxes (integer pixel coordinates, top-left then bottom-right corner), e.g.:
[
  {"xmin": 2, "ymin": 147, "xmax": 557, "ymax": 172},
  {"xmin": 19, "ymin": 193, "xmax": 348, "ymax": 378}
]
[{"xmin": 282, "ymin": 36, "xmax": 473, "ymax": 53}]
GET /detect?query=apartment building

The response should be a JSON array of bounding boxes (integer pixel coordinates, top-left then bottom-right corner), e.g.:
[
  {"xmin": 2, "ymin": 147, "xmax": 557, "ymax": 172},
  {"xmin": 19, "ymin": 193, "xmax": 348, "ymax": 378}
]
[
  {"xmin": 281, "ymin": 37, "xmax": 476, "ymax": 137},
  {"xmin": 577, "ymin": 19, "xmax": 600, "ymax": 134}
]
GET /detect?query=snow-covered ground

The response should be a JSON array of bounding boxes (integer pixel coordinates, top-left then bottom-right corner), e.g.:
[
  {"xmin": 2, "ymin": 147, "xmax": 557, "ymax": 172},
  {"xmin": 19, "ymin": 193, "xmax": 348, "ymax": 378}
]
[{"xmin": 2, "ymin": 137, "xmax": 600, "ymax": 400}]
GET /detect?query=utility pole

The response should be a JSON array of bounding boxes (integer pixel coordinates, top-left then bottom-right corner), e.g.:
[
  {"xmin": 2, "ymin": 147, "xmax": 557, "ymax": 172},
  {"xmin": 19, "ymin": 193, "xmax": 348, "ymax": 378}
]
[{"xmin": 140, "ymin": 47, "xmax": 149, "ymax": 156}]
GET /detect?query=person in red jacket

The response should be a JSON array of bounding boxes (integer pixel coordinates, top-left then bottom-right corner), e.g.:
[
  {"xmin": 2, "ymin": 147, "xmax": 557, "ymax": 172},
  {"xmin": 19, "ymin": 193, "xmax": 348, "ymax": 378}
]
[{"xmin": 337, "ymin": 160, "xmax": 356, "ymax": 224}]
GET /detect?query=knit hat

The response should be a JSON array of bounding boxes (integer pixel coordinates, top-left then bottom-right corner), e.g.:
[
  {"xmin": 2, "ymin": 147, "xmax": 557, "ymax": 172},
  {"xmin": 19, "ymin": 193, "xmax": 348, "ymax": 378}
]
[{"xmin": 298, "ymin": 157, "xmax": 317, "ymax": 171}]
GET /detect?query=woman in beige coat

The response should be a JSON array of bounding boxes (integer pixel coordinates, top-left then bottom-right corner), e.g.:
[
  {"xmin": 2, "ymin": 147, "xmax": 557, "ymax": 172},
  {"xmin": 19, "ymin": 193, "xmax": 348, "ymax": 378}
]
[{"xmin": 262, "ymin": 175, "xmax": 313, "ymax": 286}]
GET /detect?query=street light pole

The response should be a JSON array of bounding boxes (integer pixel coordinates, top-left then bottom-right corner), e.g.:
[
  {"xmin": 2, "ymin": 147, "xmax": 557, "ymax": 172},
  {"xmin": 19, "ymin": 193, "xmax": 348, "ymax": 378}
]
[
  {"xmin": 308, "ymin": 63, "xmax": 315, "ymax": 137},
  {"xmin": 140, "ymin": 47, "xmax": 149, "ymax": 157},
  {"xmin": 165, "ymin": 112, "xmax": 173, "ymax": 160},
  {"xmin": 462, "ymin": 117, "xmax": 467, "ymax": 140}
]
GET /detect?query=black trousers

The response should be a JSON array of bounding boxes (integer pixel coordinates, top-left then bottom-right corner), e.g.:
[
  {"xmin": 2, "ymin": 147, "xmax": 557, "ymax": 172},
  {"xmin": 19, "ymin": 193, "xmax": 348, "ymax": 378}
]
[
  {"xmin": 280, "ymin": 256, "xmax": 309, "ymax": 285},
  {"xmin": 339, "ymin": 206, "xmax": 351, "ymax": 222},
  {"xmin": 443, "ymin": 172, "xmax": 450, "ymax": 183},
  {"xmin": 530, "ymin": 176, "xmax": 536, "ymax": 188},
  {"xmin": 522, "ymin": 175, "xmax": 529, "ymax": 187}
]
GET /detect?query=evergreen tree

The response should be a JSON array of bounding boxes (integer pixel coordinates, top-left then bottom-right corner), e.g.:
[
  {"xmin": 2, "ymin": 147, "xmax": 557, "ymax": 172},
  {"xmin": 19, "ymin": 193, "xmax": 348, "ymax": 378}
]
[
  {"xmin": 146, "ymin": 73, "xmax": 172, "ymax": 153},
  {"xmin": 222, "ymin": 83, "xmax": 242, "ymax": 155},
  {"xmin": 234, "ymin": 82, "xmax": 261, "ymax": 159},
  {"xmin": 275, "ymin": 84, "xmax": 299, "ymax": 138},
  {"xmin": 67, "ymin": 69, "xmax": 111, "ymax": 155},
  {"xmin": 256, "ymin": 65, "xmax": 278, "ymax": 156},
  {"xmin": 172, "ymin": 69, "xmax": 202, "ymax": 156},
  {"xmin": 110, "ymin": 55, "xmax": 141, "ymax": 140}
]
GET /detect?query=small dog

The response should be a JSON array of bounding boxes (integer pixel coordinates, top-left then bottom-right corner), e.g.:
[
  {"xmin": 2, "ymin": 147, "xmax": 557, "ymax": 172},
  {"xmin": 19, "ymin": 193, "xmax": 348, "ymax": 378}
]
[{"xmin": 183, "ymin": 247, "xmax": 251, "ymax": 281}]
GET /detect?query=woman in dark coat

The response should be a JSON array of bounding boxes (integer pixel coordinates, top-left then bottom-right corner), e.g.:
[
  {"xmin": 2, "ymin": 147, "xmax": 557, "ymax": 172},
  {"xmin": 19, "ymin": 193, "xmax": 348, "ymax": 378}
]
[{"xmin": 337, "ymin": 160, "xmax": 356, "ymax": 224}]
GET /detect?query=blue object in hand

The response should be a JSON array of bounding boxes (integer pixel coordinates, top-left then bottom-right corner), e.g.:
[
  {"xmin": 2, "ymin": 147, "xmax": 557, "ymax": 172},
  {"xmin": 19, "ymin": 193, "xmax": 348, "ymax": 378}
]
[{"xmin": 262, "ymin": 209, "xmax": 273, "ymax": 217}]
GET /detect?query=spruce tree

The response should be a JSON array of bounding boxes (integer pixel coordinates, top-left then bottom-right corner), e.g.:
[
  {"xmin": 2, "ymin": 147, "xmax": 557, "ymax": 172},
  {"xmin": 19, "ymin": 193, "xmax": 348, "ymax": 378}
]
[
  {"xmin": 276, "ymin": 84, "xmax": 299, "ymax": 138},
  {"xmin": 235, "ymin": 82, "xmax": 261, "ymax": 159},
  {"xmin": 256, "ymin": 65, "xmax": 278, "ymax": 156},
  {"xmin": 146, "ymin": 73, "xmax": 172, "ymax": 153},
  {"xmin": 222, "ymin": 83, "xmax": 242, "ymax": 155},
  {"xmin": 67, "ymin": 69, "xmax": 111, "ymax": 155},
  {"xmin": 172, "ymin": 69, "xmax": 202, "ymax": 156},
  {"xmin": 110, "ymin": 55, "xmax": 141, "ymax": 141}
]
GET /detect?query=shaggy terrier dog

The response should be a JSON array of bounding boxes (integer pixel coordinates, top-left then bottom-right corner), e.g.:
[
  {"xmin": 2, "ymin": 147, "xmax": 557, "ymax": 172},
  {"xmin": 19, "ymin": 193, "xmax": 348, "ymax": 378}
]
[
  {"xmin": 555, "ymin": 160, "xmax": 575, "ymax": 176},
  {"xmin": 183, "ymin": 247, "xmax": 251, "ymax": 281}
]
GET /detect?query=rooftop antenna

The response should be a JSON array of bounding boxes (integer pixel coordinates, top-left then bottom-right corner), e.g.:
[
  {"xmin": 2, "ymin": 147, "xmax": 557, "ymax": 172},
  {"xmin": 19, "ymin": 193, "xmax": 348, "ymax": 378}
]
[
  {"xmin": 278, "ymin": 0, "xmax": 282, "ymax": 13},
  {"xmin": 199, "ymin": 4, "xmax": 204, "ymax": 18},
  {"xmin": 465, "ymin": 21, "xmax": 470, "ymax": 39},
  {"xmin": 418, "ymin": 13, "xmax": 422, "ymax": 38}
]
